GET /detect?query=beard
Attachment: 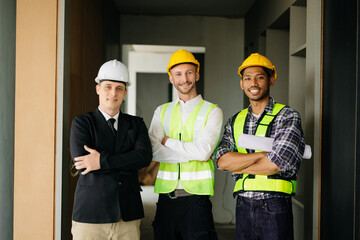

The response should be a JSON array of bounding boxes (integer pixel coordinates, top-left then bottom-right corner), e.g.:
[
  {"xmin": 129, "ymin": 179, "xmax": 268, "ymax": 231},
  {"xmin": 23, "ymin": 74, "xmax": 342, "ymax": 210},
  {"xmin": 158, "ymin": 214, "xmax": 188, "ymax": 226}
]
[
  {"xmin": 245, "ymin": 85, "xmax": 270, "ymax": 102},
  {"xmin": 174, "ymin": 81, "xmax": 196, "ymax": 95}
]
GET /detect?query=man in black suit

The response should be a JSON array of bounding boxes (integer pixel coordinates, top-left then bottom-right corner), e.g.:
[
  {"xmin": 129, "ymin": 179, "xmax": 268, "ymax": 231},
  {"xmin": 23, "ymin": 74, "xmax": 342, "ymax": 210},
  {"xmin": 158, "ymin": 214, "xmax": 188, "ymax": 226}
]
[{"xmin": 70, "ymin": 59, "xmax": 152, "ymax": 240}]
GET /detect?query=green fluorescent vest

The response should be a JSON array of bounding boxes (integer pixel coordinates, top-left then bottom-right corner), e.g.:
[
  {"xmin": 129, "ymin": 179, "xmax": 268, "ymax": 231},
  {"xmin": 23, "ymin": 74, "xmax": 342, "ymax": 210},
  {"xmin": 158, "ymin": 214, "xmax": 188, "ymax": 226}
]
[
  {"xmin": 154, "ymin": 100, "xmax": 216, "ymax": 196},
  {"xmin": 233, "ymin": 103, "xmax": 297, "ymax": 195}
]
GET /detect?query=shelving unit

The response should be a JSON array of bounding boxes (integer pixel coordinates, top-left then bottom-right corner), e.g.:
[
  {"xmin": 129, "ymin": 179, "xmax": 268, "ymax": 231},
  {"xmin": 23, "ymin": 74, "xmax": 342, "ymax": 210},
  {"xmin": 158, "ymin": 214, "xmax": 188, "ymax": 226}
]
[
  {"xmin": 291, "ymin": 43, "xmax": 306, "ymax": 57},
  {"xmin": 289, "ymin": 3, "xmax": 307, "ymax": 240},
  {"xmin": 289, "ymin": 5, "xmax": 307, "ymax": 120}
]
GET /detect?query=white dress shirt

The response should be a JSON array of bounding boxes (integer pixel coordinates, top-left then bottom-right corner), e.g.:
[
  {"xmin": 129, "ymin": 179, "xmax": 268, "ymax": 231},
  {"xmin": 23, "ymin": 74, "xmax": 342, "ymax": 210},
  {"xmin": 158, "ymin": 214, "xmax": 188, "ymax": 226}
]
[
  {"xmin": 98, "ymin": 107, "xmax": 119, "ymax": 130},
  {"xmin": 149, "ymin": 95, "xmax": 223, "ymax": 164}
]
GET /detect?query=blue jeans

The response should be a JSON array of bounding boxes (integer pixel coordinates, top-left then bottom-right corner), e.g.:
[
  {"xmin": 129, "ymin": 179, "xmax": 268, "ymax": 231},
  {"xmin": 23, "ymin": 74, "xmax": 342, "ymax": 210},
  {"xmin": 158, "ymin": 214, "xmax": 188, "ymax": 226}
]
[{"xmin": 236, "ymin": 196, "xmax": 294, "ymax": 240}]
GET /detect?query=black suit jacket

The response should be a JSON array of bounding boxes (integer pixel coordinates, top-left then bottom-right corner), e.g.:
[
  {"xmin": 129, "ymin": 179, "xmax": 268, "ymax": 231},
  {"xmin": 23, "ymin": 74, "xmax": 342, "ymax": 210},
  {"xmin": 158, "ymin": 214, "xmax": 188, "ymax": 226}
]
[{"xmin": 70, "ymin": 109, "xmax": 152, "ymax": 223}]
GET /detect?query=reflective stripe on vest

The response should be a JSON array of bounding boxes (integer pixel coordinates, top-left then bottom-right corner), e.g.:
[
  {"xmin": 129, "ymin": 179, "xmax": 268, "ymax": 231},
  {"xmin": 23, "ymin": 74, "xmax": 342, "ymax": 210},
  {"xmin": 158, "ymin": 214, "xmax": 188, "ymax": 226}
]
[
  {"xmin": 233, "ymin": 103, "xmax": 297, "ymax": 195},
  {"xmin": 154, "ymin": 100, "xmax": 216, "ymax": 196}
]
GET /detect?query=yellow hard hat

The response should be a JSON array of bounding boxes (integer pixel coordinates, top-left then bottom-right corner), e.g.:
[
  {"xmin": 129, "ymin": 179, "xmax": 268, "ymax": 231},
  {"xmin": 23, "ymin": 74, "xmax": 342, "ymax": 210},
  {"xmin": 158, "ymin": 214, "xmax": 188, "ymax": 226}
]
[
  {"xmin": 238, "ymin": 53, "xmax": 277, "ymax": 80},
  {"xmin": 167, "ymin": 49, "xmax": 200, "ymax": 76}
]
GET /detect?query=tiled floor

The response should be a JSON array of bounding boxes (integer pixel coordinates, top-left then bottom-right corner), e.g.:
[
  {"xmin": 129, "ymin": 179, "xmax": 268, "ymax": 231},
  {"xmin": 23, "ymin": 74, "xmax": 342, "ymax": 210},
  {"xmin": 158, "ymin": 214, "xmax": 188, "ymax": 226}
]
[{"xmin": 140, "ymin": 186, "xmax": 235, "ymax": 240}]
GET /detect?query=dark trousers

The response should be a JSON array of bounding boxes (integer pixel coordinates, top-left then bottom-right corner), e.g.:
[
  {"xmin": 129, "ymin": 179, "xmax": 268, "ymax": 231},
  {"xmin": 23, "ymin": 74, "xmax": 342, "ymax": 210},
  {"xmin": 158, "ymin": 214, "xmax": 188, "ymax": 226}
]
[
  {"xmin": 152, "ymin": 194, "xmax": 218, "ymax": 240},
  {"xmin": 236, "ymin": 196, "xmax": 294, "ymax": 240}
]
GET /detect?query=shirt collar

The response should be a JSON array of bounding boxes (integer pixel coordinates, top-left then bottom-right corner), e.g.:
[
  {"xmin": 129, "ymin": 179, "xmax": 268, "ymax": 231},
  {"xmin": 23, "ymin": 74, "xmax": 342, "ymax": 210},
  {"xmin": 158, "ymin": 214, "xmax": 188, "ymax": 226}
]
[
  {"xmin": 98, "ymin": 107, "xmax": 119, "ymax": 121},
  {"xmin": 174, "ymin": 94, "xmax": 203, "ymax": 107},
  {"xmin": 248, "ymin": 97, "xmax": 276, "ymax": 115}
]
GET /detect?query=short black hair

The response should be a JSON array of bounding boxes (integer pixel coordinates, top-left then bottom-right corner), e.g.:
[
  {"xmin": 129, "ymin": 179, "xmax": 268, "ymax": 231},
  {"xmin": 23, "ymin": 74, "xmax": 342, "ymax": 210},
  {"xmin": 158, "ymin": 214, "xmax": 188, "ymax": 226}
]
[{"xmin": 262, "ymin": 67, "xmax": 274, "ymax": 79}]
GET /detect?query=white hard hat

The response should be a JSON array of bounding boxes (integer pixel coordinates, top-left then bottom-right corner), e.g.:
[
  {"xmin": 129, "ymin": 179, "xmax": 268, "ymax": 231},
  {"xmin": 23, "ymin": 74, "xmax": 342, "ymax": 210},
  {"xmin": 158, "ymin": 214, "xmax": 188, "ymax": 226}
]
[{"xmin": 95, "ymin": 59, "xmax": 131, "ymax": 86}]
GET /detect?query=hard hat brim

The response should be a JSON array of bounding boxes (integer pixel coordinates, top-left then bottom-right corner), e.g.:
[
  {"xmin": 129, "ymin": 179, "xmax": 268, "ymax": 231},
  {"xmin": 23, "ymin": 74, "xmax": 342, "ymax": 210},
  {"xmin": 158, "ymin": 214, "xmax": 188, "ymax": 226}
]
[{"xmin": 95, "ymin": 77, "xmax": 131, "ymax": 86}]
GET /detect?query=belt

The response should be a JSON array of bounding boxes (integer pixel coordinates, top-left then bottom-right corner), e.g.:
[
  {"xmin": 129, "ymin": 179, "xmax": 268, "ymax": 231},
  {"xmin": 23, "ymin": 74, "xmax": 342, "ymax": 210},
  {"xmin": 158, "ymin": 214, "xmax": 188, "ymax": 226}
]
[
  {"xmin": 167, "ymin": 189, "xmax": 193, "ymax": 199},
  {"xmin": 238, "ymin": 195, "xmax": 291, "ymax": 205}
]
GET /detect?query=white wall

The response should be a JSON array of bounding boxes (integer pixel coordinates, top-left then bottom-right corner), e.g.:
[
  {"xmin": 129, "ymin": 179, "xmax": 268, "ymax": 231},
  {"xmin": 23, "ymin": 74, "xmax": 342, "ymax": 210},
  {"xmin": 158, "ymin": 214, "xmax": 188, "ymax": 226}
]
[
  {"xmin": 120, "ymin": 15, "xmax": 245, "ymax": 223},
  {"xmin": 0, "ymin": 0, "xmax": 15, "ymax": 239}
]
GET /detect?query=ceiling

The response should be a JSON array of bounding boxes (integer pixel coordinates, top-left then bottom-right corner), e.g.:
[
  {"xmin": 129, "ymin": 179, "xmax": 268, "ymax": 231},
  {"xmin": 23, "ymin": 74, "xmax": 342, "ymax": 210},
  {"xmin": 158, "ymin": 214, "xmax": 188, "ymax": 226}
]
[{"xmin": 113, "ymin": 0, "xmax": 256, "ymax": 18}]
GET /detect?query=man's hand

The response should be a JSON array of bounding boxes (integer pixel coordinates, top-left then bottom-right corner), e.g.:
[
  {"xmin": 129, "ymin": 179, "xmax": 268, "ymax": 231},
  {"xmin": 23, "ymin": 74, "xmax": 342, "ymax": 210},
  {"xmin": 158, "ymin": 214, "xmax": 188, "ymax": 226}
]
[
  {"xmin": 74, "ymin": 145, "xmax": 101, "ymax": 175},
  {"xmin": 161, "ymin": 136, "xmax": 169, "ymax": 145}
]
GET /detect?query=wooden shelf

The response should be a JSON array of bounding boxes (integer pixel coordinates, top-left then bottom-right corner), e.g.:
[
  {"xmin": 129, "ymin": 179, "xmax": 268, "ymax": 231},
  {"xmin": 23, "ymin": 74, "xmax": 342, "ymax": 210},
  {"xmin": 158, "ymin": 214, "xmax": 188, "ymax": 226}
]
[
  {"xmin": 291, "ymin": 43, "xmax": 306, "ymax": 57},
  {"xmin": 293, "ymin": 0, "xmax": 307, "ymax": 7}
]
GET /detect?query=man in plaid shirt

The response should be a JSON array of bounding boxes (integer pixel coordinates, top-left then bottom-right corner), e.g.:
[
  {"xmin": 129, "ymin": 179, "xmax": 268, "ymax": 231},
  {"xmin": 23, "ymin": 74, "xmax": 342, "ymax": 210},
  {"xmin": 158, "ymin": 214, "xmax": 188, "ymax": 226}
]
[{"xmin": 215, "ymin": 53, "xmax": 305, "ymax": 240}]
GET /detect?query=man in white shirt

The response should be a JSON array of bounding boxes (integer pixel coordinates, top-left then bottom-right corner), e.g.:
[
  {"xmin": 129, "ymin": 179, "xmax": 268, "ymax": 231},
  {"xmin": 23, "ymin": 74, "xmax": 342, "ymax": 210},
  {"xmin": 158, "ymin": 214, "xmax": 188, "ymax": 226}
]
[{"xmin": 148, "ymin": 49, "xmax": 223, "ymax": 240}]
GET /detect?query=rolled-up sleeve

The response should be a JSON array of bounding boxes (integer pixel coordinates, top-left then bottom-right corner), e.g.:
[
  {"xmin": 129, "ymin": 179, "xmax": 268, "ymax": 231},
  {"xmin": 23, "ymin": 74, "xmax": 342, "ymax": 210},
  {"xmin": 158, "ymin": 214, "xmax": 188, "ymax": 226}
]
[{"xmin": 266, "ymin": 109, "xmax": 305, "ymax": 177}]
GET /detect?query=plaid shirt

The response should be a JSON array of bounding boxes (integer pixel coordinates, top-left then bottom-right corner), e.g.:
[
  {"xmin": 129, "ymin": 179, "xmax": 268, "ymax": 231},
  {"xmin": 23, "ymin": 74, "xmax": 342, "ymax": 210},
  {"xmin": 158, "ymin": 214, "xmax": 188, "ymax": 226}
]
[{"xmin": 215, "ymin": 98, "xmax": 305, "ymax": 200}]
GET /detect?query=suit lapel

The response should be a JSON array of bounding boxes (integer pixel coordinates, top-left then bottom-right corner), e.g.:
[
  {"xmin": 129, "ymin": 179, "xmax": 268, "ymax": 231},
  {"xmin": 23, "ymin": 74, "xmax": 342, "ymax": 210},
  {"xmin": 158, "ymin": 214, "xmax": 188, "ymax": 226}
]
[
  {"xmin": 116, "ymin": 112, "xmax": 129, "ymax": 150},
  {"xmin": 93, "ymin": 109, "xmax": 116, "ymax": 145}
]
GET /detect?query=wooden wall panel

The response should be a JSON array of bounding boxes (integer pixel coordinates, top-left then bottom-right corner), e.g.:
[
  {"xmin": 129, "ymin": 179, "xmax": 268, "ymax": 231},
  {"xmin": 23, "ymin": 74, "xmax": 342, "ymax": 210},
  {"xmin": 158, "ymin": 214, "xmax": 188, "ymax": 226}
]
[
  {"xmin": 66, "ymin": 0, "xmax": 104, "ymax": 238},
  {"xmin": 14, "ymin": 0, "xmax": 58, "ymax": 239},
  {"xmin": 69, "ymin": 0, "xmax": 103, "ymax": 121}
]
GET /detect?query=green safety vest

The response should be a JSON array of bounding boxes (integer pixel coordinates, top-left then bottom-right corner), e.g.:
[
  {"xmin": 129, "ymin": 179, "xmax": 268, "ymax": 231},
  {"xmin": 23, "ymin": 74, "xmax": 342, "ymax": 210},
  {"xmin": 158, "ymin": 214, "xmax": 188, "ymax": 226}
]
[
  {"xmin": 154, "ymin": 100, "xmax": 216, "ymax": 196},
  {"xmin": 233, "ymin": 103, "xmax": 297, "ymax": 195}
]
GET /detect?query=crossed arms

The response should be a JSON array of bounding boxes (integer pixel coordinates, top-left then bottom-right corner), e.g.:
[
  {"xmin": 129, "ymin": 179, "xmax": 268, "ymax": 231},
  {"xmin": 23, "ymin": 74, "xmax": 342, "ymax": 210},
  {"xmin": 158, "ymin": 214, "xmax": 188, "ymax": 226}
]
[
  {"xmin": 148, "ymin": 105, "xmax": 223, "ymax": 163},
  {"xmin": 216, "ymin": 109, "xmax": 304, "ymax": 176},
  {"xmin": 217, "ymin": 152, "xmax": 281, "ymax": 175},
  {"xmin": 70, "ymin": 114, "xmax": 152, "ymax": 175}
]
